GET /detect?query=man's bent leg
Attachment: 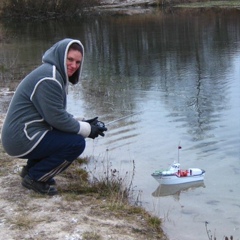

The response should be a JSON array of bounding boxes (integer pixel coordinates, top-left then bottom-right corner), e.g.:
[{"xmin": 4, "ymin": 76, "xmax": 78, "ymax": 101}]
[{"xmin": 21, "ymin": 130, "xmax": 85, "ymax": 194}]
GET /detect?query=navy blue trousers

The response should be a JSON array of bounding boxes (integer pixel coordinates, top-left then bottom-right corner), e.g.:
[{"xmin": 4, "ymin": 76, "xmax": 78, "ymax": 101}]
[{"xmin": 21, "ymin": 130, "xmax": 86, "ymax": 182}]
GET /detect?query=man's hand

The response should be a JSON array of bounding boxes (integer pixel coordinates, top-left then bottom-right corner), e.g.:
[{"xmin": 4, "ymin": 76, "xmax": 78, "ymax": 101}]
[
  {"xmin": 84, "ymin": 117, "xmax": 99, "ymax": 125},
  {"xmin": 88, "ymin": 124, "xmax": 108, "ymax": 139},
  {"xmin": 84, "ymin": 117, "xmax": 107, "ymax": 139}
]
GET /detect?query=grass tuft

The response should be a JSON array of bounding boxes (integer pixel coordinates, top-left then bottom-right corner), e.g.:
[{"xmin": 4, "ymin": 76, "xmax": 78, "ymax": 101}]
[
  {"xmin": 7, "ymin": 213, "xmax": 36, "ymax": 229},
  {"xmin": 82, "ymin": 231, "xmax": 102, "ymax": 240}
]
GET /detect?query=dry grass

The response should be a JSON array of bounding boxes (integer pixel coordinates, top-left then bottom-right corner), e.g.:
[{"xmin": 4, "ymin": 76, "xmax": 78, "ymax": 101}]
[
  {"xmin": 175, "ymin": 0, "xmax": 240, "ymax": 8},
  {"xmin": 82, "ymin": 231, "xmax": 102, "ymax": 240},
  {"xmin": 7, "ymin": 213, "xmax": 39, "ymax": 229}
]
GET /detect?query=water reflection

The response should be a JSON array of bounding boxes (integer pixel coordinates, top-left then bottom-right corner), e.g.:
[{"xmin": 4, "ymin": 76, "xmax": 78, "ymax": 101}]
[
  {"xmin": 1, "ymin": 13, "xmax": 239, "ymax": 139},
  {"xmin": 80, "ymin": 12, "xmax": 240, "ymax": 150},
  {"xmin": 152, "ymin": 181, "xmax": 205, "ymax": 200}
]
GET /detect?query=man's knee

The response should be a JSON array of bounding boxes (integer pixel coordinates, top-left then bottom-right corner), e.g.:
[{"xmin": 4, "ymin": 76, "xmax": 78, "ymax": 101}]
[{"xmin": 70, "ymin": 135, "xmax": 86, "ymax": 159}]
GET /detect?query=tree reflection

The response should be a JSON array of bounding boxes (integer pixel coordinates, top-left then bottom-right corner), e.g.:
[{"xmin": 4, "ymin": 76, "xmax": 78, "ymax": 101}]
[{"xmin": 1, "ymin": 10, "xmax": 240, "ymax": 141}]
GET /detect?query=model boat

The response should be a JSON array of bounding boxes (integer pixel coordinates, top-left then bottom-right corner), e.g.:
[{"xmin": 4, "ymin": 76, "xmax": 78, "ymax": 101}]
[{"xmin": 151, "ymin": 145, "xmax": 205, "ymax": 185}]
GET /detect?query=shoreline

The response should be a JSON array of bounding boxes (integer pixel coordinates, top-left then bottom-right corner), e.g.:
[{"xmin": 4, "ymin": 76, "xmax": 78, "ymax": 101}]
[
  {"xmin": 93, "ymin": 0, "xmax": 240, "ymax": 16},
  {"xmin": 0, "ymin": 1, "xmax": 240, "ymax": 19},
  {"xmin": 0, "ymin": 118, "xmax": 168, "ymax": 240}
]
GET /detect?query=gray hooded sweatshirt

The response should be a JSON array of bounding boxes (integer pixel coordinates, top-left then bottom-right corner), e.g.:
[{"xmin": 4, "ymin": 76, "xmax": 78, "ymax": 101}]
[{"xmin": 1, "ymin": 38, "xmax": 91, "ymax": 157}]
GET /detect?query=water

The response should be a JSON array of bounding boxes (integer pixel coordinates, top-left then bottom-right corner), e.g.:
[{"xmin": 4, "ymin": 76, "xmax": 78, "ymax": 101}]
[{"xmin": 1, "ymin": 9, "xmax": 240, "ymax": 239}]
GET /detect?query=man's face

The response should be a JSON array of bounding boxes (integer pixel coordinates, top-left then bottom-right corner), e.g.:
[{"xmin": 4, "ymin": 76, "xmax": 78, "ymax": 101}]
[{"xmin": 66, "ymin": 49, "xmax": 82, "ymax": 77}]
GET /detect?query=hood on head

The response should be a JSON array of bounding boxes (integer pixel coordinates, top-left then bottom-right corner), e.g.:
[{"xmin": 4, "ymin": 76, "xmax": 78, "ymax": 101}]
[{"xmin": 42, "ymin": 38, "xmax": 84, "ymax": 85}]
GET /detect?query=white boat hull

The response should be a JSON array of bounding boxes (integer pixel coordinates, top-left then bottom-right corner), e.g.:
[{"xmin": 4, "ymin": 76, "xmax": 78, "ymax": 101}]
[{"xmin": 151, "ymin": 169, "xmax": 205, "ymax": 185}]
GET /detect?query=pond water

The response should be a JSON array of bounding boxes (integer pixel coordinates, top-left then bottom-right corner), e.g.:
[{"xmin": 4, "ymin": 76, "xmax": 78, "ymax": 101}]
[{"xmin": 1, "ymin": 9, "xmax": 240, "ymax": 240}]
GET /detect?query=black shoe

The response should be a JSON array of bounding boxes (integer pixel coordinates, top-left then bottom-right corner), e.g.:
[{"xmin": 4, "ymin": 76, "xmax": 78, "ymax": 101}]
[
  {"xmin": 20, "ymin": 165, "xmax": 56, "ymax": 185},
  {"xmin": 22, "ymin": 175, "xmax": 58, "ymax": 196}
]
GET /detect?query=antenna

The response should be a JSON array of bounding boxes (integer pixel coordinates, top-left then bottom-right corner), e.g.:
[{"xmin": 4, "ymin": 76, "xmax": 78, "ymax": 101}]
[
  {"xmin": 105, "ymin": 111, "xmax": 142, "ymax": 126},
  {"xmin": 178, "ymin": 143, "xmax": 182, "ymax": 163}
]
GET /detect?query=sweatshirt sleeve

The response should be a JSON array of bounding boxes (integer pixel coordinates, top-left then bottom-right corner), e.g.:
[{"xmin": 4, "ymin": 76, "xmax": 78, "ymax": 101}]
[{"xmin": 31, "ymin": 79, "xmax": 91, "ymax": 137}]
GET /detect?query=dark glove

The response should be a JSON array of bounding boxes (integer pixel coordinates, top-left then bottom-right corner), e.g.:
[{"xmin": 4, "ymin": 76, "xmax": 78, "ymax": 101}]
[
  {"xmin": 84, "ymin": 117, "xmax": 99, "ymax": 125},
  {"xmin": 88, "ymin": 124, "xmax": 108, "ymax": 139},
  {"xmin": 85, "ymin": 117, "xmax": 107, "ymax": 130}
]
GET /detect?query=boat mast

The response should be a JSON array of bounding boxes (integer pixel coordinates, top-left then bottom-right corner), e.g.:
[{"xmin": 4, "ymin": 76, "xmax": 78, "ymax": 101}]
[{"xmin": 178, "ymin": 143, "xmax": 182, "ymax": 163}]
